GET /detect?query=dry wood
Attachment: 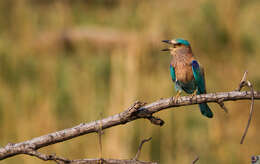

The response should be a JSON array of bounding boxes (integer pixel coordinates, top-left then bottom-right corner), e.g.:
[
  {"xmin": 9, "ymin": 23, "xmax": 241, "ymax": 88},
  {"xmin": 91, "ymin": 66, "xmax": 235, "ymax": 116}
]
[{"xmin": 0, "ymin": 89, "xmax": 258, "ymax": 163}]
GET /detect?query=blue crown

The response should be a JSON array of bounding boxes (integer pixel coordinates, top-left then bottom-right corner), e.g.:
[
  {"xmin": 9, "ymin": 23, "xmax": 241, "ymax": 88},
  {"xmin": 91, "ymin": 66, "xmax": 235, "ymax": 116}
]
[{"xmin": 175, "ymin": 38, "xmax": 190, "ymax": 46}]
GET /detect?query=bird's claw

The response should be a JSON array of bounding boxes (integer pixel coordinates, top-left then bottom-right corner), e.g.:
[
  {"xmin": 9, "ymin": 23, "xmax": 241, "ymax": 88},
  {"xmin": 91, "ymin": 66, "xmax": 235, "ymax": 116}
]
[
  {"xmin": 190, "ymin": 90, "xmax": 197, "ymax": 98},
  {"xmin": 174, "ymin": 91, "xmax": 182, "ymax": 103},
  {"xmin": 174, "ymin": 96, "xmax": 179, "ymax": 103}
]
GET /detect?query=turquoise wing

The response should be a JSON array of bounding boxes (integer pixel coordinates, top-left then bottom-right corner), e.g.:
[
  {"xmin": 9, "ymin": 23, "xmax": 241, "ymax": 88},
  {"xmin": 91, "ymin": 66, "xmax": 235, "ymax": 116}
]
[
  {"xmin": 191, "ymin": 60, "xmax": 206, "ymax": 94},
  {"xmin": 192, "ymin": 60, "xmax": 213, "ymax": 118},
  {"xmin": 170, "ymin": 65, "xmax": 176, "ymax": 82}
]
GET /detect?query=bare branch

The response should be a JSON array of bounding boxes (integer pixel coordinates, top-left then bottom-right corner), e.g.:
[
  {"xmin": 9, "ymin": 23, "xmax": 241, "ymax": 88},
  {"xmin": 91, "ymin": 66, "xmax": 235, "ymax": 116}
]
[
  {"xmin": 237, "ymin": 71, "xmax": 248, "ymax": 91},
  {"xmin": 70, "ymin": 158, "xmax": 157, "ymax": 164},
  {"xmin": 216, "ymin": 98, "xmax": 229, "ymax": 113},
  {"xmin": 133, "ymin": 137, "xmax": 152, "ymax": 160},
  {"xmin": 26, "ymin": 149, "xmax": 157, "ymax": 164},
  {"xmin": 0, "ymin": 91, "xmax": 259, "ymax": 160},
  {"xmin": 192, "ymin": 156, "xmax": 199, "ymax": 164},
  {"xmin": 98, "ymin": 120, "xmax": 103, "ymax": 160},
  {"xmin": 25, "ymin": 150, "xmax": 70, "ymax": 164},
  {"xmin": 237, "ymin": 71, "xmax": 255, "ymax": 144},
  {"xmin": 23, "ymin": 139, "xmax": 156, "ymax": 164}
]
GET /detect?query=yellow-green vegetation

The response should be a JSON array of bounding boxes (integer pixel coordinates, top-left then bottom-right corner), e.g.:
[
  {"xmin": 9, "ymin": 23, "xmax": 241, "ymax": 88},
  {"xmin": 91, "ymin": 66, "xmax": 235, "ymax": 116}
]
[{"xmin": 0, "ymin": 0, "xmax": 260, "ymax": 163}]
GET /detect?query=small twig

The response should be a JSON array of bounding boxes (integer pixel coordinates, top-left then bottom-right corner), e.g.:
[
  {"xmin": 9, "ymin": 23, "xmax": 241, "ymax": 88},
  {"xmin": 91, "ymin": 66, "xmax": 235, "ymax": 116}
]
[
  {"xmin": 129, "ymin": 101, "xmax": 147, "ymax": 113},
  {"xmin": 240, "ymin": 81, "xmax": 254, "ymax": 144},
  {"xmin": 133, "ymin": 137, "xmax": 152, "ymax": 160},
  {"xmin": 70, "ymin": 158, "xmax": 157, "ymax": 164},
  {"xmin": 217, "ymin": 98, "xmax": 229, "ymax": 113},
  {"xmin": 25, "ymin": 134, "xmax": 155, "ymax": 164},
  {"xmin": 25, "ymin": 149, "xmax": 70, "ymax": 164},
  {"xmin": 236, "ymin": 71, "xmax": 255, "ymax": 144},
  {"xmin": 147, "ymin": 116, "xmax": 165, "ymax": 126},
  {"xmin": 26, "ymin": 149, "xmax": 158, "ymax": 164},
  {"xmin": 192, "ymin": 156, "xmax": 199, "ymax": 164},
  {"xmin": 98, "ymin": 120, "xmax": 103, "ymax": 164},
  {"xmin": 236, "ymin": 71, "xmax": 248, "ymax": 91}
]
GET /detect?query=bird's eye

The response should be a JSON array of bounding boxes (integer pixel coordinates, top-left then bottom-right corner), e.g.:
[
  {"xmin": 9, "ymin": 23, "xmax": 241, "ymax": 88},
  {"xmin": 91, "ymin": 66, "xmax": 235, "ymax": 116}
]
[{"xmin": 173, "ymin": 43, "xmax": 181, "ymax": 48}]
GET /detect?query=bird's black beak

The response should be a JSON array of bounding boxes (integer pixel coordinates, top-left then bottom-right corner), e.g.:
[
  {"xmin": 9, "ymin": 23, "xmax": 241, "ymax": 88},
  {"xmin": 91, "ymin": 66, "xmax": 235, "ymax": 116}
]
[
  {"xmin": 162, "ymin": 40, "xmax": 172, "ymax": 51},
  {"xmin": 162, "ymin": 40, "xmax": 171, "ymax": 44},
  {"xmin": 161, "ymin": 48, "xmax": 170, "ymax": 51}
]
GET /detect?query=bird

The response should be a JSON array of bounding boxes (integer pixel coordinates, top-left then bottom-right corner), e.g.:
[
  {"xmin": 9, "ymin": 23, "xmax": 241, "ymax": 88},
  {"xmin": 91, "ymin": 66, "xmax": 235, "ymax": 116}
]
[{"xmin": 161, "ymin": 38, "xmax": 213, "ymax": 118}]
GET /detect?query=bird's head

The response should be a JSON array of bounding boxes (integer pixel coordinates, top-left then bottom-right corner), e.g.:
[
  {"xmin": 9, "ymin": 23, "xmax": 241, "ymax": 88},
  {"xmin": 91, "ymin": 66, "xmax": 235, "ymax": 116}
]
[{"xmin": 161, "ymin": 38, "xmax": 191, "ymax": 52}]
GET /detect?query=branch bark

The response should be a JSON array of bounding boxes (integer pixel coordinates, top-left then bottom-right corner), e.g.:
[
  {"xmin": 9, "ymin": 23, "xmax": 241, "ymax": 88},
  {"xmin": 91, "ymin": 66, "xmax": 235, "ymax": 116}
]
[
  {"xmin": 0, "ymin": 90, "xmax": 259, "ymax": 161},
  {"xmin": 22, "ymin": 137, "xmax": 156, "ymax": 164},
  {"xmin": 236, "ymin": 71, "xmax": 255, "ymax": 144},
  {"xmin": 26, "ymin": 150, "xmax": 157, "ymax": 164}
]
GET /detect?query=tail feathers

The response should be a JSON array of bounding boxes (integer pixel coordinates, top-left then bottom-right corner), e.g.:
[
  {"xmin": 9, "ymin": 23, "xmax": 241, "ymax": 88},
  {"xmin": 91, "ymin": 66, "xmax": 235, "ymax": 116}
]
[{"xmin": 199, "ymin": 103, "xmax": 213, "ymax": 118}]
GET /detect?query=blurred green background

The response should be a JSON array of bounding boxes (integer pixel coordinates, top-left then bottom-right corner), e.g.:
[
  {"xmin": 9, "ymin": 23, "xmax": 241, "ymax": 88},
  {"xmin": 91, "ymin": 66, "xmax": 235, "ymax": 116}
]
[{"xmin": 0, "ymin": 0, "xmax": 260, "ymax": 163}]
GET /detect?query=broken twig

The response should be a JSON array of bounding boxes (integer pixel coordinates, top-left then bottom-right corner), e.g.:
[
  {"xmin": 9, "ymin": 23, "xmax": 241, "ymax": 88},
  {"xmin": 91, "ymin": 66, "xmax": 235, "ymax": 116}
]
[{"xmin": 236, "ymin": 71, "xmax": 255, "ymax": 144}]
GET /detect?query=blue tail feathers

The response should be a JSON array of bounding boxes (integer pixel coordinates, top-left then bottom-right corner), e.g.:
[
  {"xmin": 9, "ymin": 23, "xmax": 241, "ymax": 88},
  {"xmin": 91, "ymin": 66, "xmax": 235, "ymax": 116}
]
[{"xmin": 199, "ymin": 103, "xmax": 213, "ymax": 118}]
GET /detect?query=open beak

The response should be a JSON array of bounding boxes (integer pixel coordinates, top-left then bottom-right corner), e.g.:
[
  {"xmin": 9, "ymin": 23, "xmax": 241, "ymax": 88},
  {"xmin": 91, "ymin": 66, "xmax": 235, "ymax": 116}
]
[
  {"xmin": 162, "ymin": 40, "xmax": 171, "ymax": 44},
  {"xmin": 161, "ymin": 40, "xmax": 175, "ymax": 51},
  {"xmin": 161, "ymin": 48, "xmax": 170, "ymax": 51}
]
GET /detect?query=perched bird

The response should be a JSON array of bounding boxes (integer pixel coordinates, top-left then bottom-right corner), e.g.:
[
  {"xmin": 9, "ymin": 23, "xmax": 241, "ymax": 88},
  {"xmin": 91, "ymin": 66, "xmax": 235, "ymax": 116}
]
[{"xmin": 162, "ymin": 38, "xmax": 213, "ymax": 118}]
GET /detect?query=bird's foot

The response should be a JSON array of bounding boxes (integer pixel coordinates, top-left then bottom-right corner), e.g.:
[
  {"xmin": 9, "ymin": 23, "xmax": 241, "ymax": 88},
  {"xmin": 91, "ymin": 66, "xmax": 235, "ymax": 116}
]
[
  {"xmin": 190, "ymin": 90, "xmax": 197, "ymax": 98},
  {"xmin": 174, "ymin": 91, "xmax": 182, "ymax": 103}
]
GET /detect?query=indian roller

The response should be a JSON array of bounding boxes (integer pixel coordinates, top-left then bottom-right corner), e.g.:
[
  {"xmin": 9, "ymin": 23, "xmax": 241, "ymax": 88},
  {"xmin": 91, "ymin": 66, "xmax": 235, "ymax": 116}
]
[{"xmin": 162, "ymin": 38, "xmax": 213, "ymax": 118}]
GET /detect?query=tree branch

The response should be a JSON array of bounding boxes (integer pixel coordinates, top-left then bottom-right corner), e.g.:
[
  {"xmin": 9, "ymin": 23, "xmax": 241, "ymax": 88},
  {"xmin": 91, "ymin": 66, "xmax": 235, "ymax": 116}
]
[
  {"xmin": 192, "ymin": 156, "xmax": 199, "ymax": 164},
  {"xmin": 0, "ymin": 90, "xmax": 259, "ymax": 161},
  {"xmin": 236, "ymin": 71, "xmax": 255, "ymax": 144},
  {"xmin": 17, "ymin": 137, "xmax": 156, "ymax": 164},
  {"xmin": 133, "ymin": 137, "xmax": 152, "ymax": 160},
  {"xmin": 26, "ymin": 149, "xmax": 157, "ymax": 164}
]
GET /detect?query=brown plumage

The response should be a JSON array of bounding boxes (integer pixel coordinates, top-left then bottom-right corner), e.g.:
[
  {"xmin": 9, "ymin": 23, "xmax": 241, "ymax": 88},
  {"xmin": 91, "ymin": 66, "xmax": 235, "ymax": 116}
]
[
  {"xmin": 162, "ymin": 38, "xmax": 213, "ymax": 118},
  {"xmin": 170, "ymin": 45, "xmax": 195, "ymax": 83}
]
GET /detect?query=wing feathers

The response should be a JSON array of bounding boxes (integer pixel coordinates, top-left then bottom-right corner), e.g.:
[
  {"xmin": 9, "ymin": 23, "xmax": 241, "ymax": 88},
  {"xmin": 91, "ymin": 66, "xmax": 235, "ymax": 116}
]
[
  {"xmin": 191, "ymin": 60, "xmax": 206, "ymax": 94},
  {"xmin": 170, "ymin": 65, "xmax": 176, "ymax": 82}
]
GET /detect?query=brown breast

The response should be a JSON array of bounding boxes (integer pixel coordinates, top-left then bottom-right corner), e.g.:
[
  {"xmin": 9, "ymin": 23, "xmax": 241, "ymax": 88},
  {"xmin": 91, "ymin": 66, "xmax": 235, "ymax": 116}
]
[
  {"xmin": 175, "ymin": 63, "xmax": 194, "ymax": 83},
  {"xmin": 171, "ymin": 52, "xmax": 195, "ymax": 83}
]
